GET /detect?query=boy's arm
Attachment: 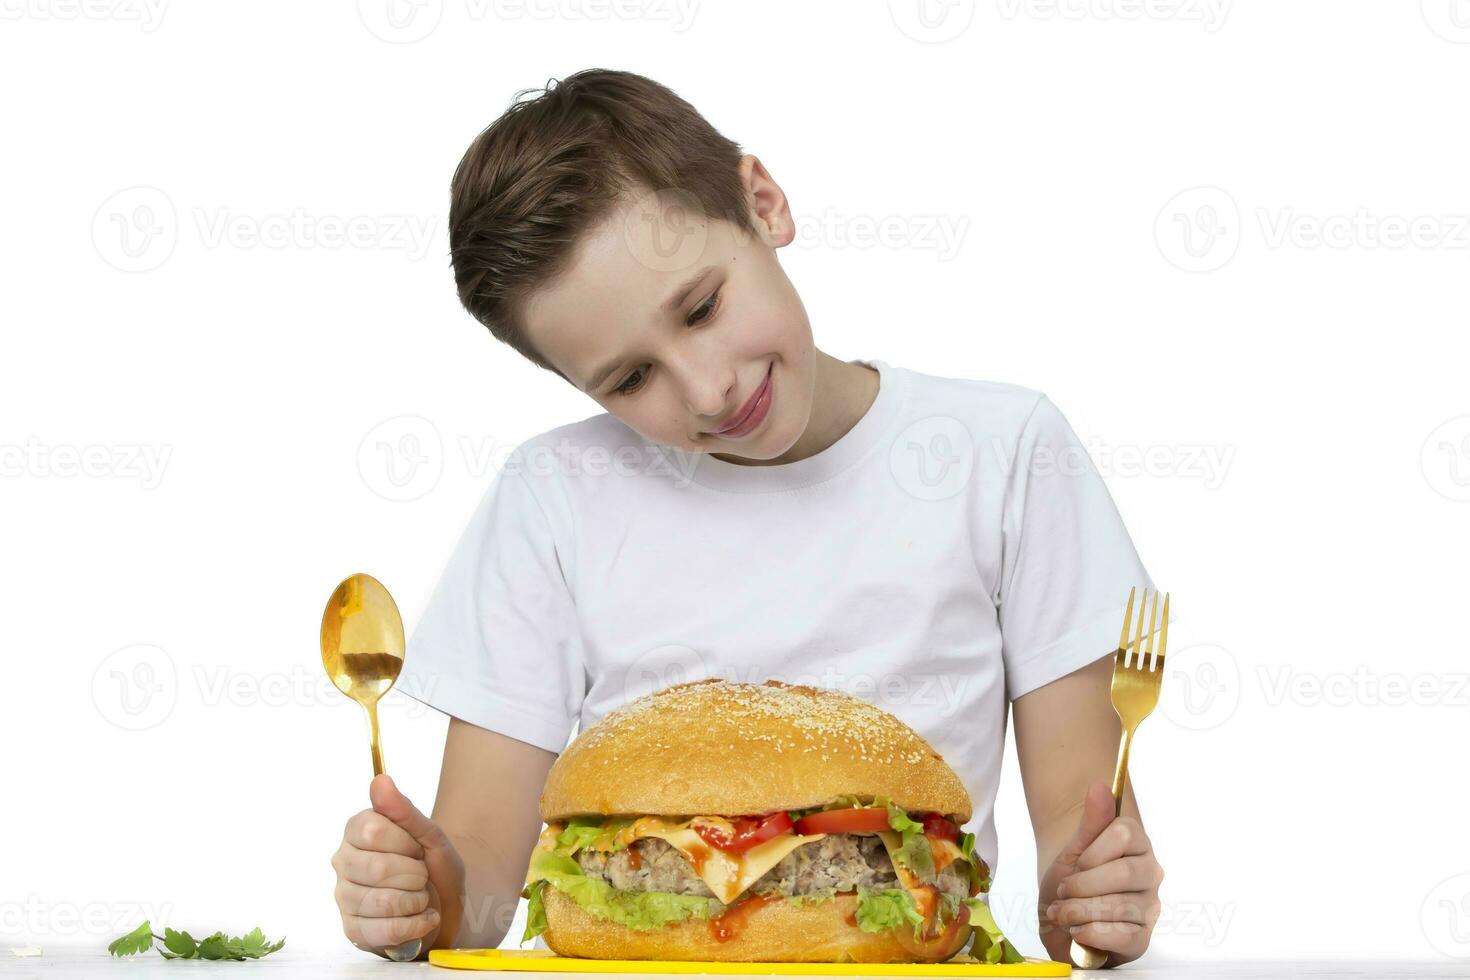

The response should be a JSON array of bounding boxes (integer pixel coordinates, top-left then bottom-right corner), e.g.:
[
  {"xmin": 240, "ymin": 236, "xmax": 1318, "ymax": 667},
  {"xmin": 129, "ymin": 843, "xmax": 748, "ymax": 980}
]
[
  {"xmin": 430, "ymin": 717, "xmax": 558, "ymax": 950},
  {"xmin": 1013, "ymin": 655, "xmax": 1165, "ymax": 968}
]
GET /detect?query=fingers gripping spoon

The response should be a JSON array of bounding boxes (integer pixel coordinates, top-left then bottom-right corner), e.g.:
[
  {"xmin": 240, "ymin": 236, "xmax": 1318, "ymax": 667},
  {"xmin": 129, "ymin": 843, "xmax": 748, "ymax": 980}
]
[{"xmin": 319, "ymin": 572, "xmax": 422, "ymax": 962}]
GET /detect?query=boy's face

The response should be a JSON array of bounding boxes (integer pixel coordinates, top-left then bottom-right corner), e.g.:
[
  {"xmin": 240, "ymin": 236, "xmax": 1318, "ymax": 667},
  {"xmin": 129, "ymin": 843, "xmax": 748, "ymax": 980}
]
[{"xmin": 521, "ymin": 156, "xmax": 815, "ymax": 462}]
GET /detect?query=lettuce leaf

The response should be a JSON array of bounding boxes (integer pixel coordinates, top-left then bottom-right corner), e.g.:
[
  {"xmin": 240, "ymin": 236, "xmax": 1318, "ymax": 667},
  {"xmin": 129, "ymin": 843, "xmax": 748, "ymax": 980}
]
[
  {"xmin": 553, "ymin": 816, "xmax": 634, "ymax": 856},
  {"xmin": 879, "ymin": 801, "xmax": 936, "ymax": 880},
  {"xmin": 789, "ymin": 795, "xmax": 867, "ymax": 821},
  {"xmin": 963, "ymin": 898, "xmax": 1025, "ymax": 964},
  {"xmin": 954, "ymin": 832, "xmax": 991, "ymax": 894},
  {"xmin": 854, "ymin": 888, "xmax": 926, "ymax": 937},
  {"xmin": 522, "ymin": 851, "xmax": 718, "ymax": 939}
]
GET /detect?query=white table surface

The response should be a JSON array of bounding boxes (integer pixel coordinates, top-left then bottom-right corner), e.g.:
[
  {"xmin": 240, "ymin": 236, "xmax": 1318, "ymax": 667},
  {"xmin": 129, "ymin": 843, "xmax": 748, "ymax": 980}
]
[{"xmin": 1, "ymin": 947, "xmax": 1464, "ymax": 980}]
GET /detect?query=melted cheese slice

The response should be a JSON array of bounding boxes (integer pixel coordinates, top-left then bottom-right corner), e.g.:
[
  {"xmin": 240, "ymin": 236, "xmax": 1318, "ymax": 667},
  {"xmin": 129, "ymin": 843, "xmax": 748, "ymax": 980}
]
[
  {"xmin": 931, "ymin": 836, "xmax": 965, "ymax": 873},
  {"xmin": 622, "ymin": 817, "xmax": 826, "ymax": 904}
]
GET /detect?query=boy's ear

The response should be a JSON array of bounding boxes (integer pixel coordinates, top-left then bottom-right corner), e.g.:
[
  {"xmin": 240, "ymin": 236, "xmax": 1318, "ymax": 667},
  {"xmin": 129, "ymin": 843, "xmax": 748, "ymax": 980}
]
[{"xmin": 738, "ymin": 153, "xmax": 795, "ymax": 248}]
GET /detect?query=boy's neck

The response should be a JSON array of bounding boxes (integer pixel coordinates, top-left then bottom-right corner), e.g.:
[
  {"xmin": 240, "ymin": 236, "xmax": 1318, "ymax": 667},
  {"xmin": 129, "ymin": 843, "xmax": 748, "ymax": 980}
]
[{"xmin": 710, "ymin": 350, "xmax": 880, "ymax": 467}]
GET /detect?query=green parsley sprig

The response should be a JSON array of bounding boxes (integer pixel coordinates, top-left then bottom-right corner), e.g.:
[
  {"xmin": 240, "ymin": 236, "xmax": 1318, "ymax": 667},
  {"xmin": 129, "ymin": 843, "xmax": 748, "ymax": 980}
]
[{"xmin": 108, "ymin": 920, "xmax": 285, "ymax": 961}]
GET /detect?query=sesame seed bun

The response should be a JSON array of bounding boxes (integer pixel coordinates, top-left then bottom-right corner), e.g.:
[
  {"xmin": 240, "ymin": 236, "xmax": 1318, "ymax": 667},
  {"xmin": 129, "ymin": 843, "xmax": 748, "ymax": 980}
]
[
  {"xmin": 539, "ymin": 679, "xmax": 971, "ymax": 822},
  {"xmin": 539, "ymin": 887, "xmax": 973, "ymax": 963}
]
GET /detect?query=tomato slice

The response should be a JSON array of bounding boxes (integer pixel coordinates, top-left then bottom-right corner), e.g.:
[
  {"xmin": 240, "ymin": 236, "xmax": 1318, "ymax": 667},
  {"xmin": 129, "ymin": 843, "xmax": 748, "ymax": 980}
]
[
  {"xmin": 693, "ymin": 811, "xmax": 794, "ymax": 854},
  {"xmin": 921, "ymin": 812, "xmax": 960, "ymax": 843},
  {"xmin": 793, "ymin": 806, "xmax": 892, "ymax": 835}
]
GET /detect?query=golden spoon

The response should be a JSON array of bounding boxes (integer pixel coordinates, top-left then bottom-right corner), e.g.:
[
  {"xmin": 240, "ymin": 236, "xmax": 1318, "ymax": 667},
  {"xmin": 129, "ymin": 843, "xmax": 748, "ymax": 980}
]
[{"xmin": 319, "ymin": 572, "xmax": 422, "ymax": 962}]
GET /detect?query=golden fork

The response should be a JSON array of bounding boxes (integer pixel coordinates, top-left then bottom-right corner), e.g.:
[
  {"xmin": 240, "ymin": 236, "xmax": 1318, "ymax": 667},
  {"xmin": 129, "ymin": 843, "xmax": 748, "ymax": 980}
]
[{"xmin": 1070, "ymin": 586, "xmax": 1169, "ymax": 970}]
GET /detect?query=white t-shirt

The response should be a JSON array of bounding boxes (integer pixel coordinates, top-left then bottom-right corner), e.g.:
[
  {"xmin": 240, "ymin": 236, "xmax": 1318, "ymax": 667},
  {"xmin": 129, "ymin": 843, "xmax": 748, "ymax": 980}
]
[{"xmin": 402, "ymin": 358, "xmax": 1160, "ymax": 880}]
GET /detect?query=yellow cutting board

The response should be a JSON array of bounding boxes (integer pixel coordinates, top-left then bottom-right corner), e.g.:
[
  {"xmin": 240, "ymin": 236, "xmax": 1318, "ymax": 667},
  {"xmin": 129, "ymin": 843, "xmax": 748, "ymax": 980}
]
[{"xmin": 428, "ymin": 949, "xmax": 1070, "ymax": 976}]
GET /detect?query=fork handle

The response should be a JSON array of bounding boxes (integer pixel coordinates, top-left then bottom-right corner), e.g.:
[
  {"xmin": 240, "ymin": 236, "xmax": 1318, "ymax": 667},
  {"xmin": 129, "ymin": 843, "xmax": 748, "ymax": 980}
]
[
  {"xmin": 1108, "ymin": 725, "xmax": 1135, "ymax": 819},
  {"xmin": 1069, "ymin": 726, "xmax": 1135, "ymax": 968}
]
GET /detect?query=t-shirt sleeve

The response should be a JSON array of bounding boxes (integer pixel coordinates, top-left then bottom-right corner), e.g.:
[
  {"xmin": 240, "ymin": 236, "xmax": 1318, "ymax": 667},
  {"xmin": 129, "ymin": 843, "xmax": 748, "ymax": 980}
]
[
  {"xmin": 399, "ymin": 465, "xmax": 586, "ymax": 753},
  {"xmin": 997, "ymin": 395, "xmax": 1167, "ymax": 702}
]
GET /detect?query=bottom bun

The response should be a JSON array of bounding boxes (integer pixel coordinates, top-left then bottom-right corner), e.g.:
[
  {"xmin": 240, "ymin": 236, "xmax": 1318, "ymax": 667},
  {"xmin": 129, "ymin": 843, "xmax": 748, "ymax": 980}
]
[{"xmin": 540, "ymin": 887, "xmax": 972, "ymax": 963}]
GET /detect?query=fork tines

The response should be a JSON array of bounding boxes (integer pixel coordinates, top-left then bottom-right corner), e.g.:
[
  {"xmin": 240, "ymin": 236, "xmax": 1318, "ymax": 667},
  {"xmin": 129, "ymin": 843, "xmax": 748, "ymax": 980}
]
[{"xmin": 1116, "ymin": 586, "xmax": 1170, "ymax": 672}]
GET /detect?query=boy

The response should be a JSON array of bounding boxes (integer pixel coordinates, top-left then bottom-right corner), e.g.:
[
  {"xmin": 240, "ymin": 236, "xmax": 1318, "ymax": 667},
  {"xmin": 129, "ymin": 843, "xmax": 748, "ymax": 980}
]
[{"xmin": 330, "ymin": 69, "xmax": 1166, "ymax": 968}]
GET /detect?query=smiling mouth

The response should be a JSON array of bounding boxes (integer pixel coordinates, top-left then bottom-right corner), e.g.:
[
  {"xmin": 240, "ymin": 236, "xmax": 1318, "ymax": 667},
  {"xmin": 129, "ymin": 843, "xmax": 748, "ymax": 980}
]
[{"xmin": 705, "ymin": 363, "xmax": 773, "ymax": 436}]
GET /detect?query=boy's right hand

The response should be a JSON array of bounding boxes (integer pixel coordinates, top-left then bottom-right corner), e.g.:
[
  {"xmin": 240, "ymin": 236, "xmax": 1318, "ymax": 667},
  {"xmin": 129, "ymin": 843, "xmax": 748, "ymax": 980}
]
[{"xmin": 332, "ymin": 774, "xmax": 466, "ymax": 956}]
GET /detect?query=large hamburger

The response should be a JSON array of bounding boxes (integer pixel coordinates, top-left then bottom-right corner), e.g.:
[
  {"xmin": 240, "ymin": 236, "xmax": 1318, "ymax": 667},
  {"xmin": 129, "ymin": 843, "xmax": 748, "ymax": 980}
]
[{"xmin": 520, "ymin": 679, "xmax": 1024, "ymax": 963}]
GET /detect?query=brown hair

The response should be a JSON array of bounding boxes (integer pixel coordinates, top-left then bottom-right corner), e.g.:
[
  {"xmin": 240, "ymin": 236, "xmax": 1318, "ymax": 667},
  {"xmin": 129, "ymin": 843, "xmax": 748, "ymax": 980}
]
[{"xmin": 448, "ymin": 69, "xmax": 756, "ymax": 385}]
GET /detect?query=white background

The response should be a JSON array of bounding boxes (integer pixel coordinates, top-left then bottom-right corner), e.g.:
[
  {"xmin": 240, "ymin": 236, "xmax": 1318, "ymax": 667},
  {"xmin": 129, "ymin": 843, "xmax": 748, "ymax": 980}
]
[{"xmin": 3, "ymin": 0, "xmax": 1469, "ymax": 967}]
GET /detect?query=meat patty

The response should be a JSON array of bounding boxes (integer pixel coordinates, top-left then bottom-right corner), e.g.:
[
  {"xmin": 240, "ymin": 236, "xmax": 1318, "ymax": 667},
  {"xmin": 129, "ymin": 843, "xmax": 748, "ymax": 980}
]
[{"xmin": 574, "ymin": 833, "xmax": 969, "ymax": 902}]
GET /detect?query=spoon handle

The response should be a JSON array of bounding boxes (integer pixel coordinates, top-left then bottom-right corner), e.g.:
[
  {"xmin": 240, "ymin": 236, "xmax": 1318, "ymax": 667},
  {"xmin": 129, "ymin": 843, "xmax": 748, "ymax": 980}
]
[
  {"xmin": 364, "ymin": 699, "xmax": 417, "ymax": 959},
  {"xmin": 366, "ymin": 700, "xmax": 385, "ymax": 775}
]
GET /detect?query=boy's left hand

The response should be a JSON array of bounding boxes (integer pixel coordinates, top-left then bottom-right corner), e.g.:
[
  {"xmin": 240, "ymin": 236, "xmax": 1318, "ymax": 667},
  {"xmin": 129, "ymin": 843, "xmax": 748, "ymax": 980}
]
[{"xmin": 1038, "ymin": 782, "xmax": 1164, "ymax": 967}]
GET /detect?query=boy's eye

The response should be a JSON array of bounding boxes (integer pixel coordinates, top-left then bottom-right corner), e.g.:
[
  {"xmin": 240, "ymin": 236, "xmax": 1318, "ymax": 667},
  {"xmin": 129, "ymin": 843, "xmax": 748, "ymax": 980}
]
[
  {"xmin": 687, "ymin": 288, "xmax": 720, "ymax": 327},
  {"xmin": 612, "ymin": 289, "xmax": 723, "ymax": 396},
  {"xmin": 613, "ymin": 368, "xmax": 645, "ymax": 396}
]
